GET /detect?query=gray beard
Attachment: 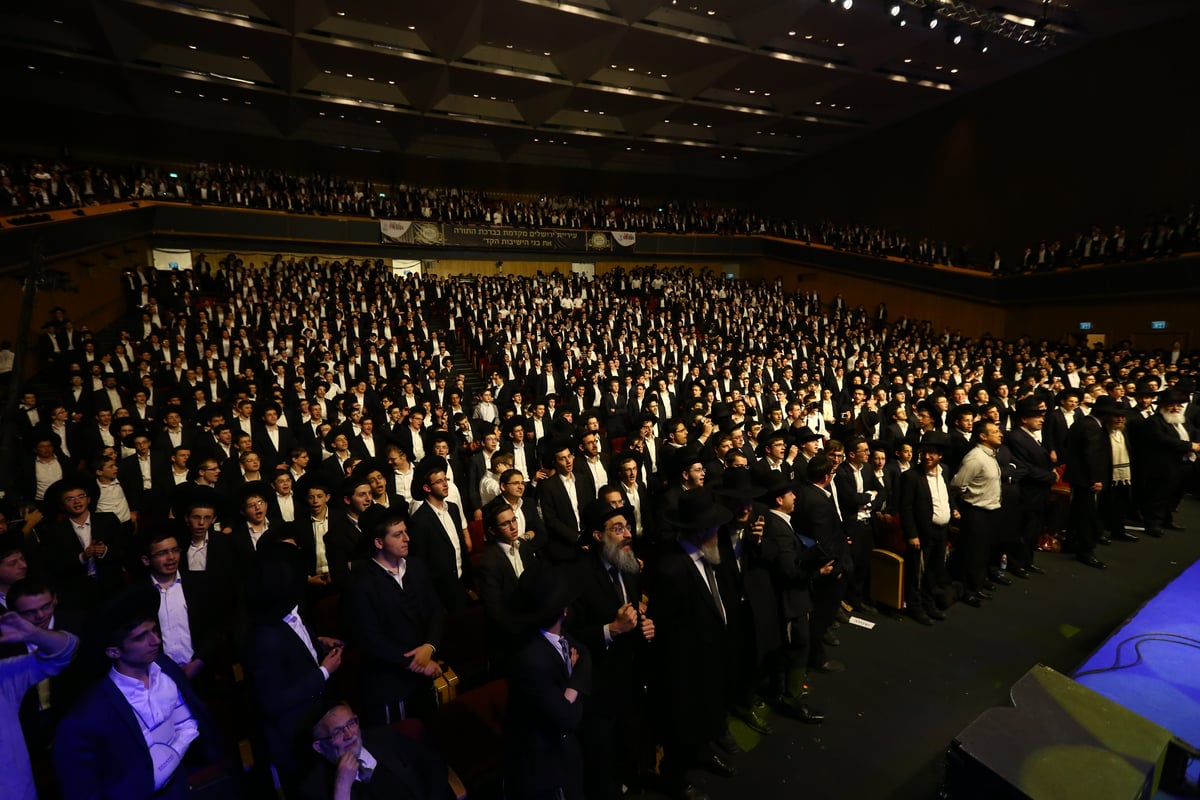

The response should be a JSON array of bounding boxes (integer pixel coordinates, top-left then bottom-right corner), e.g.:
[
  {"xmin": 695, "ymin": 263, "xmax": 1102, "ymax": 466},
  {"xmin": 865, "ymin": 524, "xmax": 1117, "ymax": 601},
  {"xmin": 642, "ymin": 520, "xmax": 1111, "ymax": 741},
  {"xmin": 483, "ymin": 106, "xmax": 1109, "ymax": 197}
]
[
  {"xmin": 602, "ymin": 537, "xmax": 640, "ymax": 575},
  {"xmin": 698, "ymin": 537, "xmax": 721, "ymax": 565}
]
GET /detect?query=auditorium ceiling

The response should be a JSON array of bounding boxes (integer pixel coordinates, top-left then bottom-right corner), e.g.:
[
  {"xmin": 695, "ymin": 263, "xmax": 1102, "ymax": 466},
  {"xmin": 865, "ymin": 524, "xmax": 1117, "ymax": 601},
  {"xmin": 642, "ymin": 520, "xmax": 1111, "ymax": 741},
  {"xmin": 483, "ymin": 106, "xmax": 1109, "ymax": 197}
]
[{"xmin": 2, "ymin": 0, "xmax": 1195, "ymax": 176}]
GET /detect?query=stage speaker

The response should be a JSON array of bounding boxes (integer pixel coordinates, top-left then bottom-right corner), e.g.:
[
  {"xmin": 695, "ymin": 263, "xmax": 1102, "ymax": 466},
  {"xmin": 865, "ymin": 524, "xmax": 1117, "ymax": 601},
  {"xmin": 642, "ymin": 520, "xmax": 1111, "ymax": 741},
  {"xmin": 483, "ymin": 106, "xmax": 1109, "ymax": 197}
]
[{"xmin": 946, "ymin": 664, "xmax": 1174, "ymax": 800}]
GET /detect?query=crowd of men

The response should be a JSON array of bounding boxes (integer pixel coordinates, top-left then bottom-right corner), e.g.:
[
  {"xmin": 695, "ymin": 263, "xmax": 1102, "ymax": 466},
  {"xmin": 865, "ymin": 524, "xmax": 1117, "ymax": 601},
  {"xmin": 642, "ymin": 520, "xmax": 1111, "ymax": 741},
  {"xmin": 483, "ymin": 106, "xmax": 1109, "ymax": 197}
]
[
  {"xmin": 2, "ymin": 256, "xmax": 1199, "ymax": 800},
  {"xmin": 5, "ymin": 155, "xmax": 1196, "ymax": 272}
]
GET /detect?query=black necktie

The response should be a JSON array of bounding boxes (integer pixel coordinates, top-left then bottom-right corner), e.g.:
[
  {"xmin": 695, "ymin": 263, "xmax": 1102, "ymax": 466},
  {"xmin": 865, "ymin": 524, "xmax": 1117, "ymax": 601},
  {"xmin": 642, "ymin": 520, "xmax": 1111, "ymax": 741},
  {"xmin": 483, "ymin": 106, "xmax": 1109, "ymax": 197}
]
[
  {"xmin": 608, "ymin": 565, "xmax": 626, "ymax": 604},
  {"xmin": 702, "ymin": 558, "xmax": 726, "ymax": 624}
]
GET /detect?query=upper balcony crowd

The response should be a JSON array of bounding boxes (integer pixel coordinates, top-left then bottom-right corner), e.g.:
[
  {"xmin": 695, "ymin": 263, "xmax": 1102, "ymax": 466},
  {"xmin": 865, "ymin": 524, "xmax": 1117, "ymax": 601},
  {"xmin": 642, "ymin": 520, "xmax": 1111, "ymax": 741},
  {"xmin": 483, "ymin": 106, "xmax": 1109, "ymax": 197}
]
[{"xmin": 2, "ymin": 155, "xmax": 1196, "ymax": 273}]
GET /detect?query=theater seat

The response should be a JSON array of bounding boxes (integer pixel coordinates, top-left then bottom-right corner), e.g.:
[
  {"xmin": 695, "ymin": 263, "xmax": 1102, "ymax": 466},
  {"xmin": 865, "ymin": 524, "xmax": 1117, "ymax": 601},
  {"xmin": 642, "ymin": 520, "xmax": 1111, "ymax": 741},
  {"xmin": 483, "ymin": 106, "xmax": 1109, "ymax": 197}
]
[
  {"xmin": 437, "ymin": 604, "xmax": 490, "ymax": 690},
  {"xmin": 429, "ymin": 679, "xmax": 509, "ymax": 795}
]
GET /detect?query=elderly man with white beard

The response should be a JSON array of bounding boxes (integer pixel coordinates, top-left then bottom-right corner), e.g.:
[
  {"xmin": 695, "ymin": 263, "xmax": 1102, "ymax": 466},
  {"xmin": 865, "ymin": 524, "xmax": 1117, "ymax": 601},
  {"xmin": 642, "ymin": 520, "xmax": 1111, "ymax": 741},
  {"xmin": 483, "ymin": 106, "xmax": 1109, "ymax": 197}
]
[{"xmin": 1139, "ymin": 388, "xmax": 1200, "ymax": 537}]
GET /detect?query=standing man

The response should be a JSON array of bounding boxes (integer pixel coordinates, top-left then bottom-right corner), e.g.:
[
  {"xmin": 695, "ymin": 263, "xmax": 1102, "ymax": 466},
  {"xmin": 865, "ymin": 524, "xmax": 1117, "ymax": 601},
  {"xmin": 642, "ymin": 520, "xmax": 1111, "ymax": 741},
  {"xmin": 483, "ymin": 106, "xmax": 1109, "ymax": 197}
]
[
  {"xmin": 650, "ymin": 490, "xmax": 739, "ymax": 798},
  {"xmin": 407, "ymin": 458, "xmax": 473, "ymax": 611},
  {"xmin": 340, "ymin": 507, "xmax": 445, "ymax": 725},
  {"xmin": 951, "ymin": 421, "xmax": 1004, "ymax": 606},
  {"xmin": 899, "ymin": 432, "xmax": 959, "ymax": 616},
  {"xmin": 1063, "ymin": 395, "xmax": 1110, "ymax": 569},
  {"xmin": 1139, "ymin": 388, "xmax": 1200, "ymax": 537},
  {"xmin": 1004, "ymin": 397, "xmax": 1056, "ymax": 577}
]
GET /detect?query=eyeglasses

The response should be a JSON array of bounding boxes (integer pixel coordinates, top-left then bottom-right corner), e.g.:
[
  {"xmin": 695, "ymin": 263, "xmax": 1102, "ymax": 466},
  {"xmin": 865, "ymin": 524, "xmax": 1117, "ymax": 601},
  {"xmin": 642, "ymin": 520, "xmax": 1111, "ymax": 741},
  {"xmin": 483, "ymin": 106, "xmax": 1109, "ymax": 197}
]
[
  {"xmin": 606, "ymin": 522, "xmax": 632, "ymax": 534},
  {"xmin": 504, "ymin": 479, "xmax": 525, "ymax": 486},
  {"xmin": 62, "ymin": 493, "xmax": 89, "ymax": 503},
  {"xmin": 150, "ymin": 546, "xmax": 182, "ymax": 558},
  {"xmin": 317, "ymin": 716, "xmax": 359, "ymax": 742},
  {"xmin": 495, "ymin": 517, "xmax": 519, "ymax": 529}
]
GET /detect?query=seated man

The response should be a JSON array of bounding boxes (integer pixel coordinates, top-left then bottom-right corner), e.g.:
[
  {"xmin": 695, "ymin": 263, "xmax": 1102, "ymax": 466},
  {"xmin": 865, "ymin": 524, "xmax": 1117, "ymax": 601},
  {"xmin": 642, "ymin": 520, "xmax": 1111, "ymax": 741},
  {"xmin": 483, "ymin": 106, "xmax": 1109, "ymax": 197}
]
[
  {"xmin": 297, "ymin": 702, "xmax": 450, "ymax": 800},
  {"xmin": 54, "ymin": 586, "xmax": 223, "ymax": 799}
]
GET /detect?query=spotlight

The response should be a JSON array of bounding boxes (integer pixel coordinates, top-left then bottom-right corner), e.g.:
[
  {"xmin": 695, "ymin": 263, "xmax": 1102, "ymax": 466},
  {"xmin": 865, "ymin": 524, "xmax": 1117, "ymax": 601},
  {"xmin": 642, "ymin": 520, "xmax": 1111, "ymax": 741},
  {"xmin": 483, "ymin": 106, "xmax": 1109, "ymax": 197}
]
[
  {"xmin": 949, "ymin": 28, "xmax": 963, "ymax": 45},
  {"xmin": 842, "ymin": 0, "xmax": 853, "ymax": 8},
  {"xmin": 927, "ymin": 15, "xmax": 938, "ymax": 29},
  {"xmin": 889, "ymin": 2, "xmax": 901, "ymax": 16}
]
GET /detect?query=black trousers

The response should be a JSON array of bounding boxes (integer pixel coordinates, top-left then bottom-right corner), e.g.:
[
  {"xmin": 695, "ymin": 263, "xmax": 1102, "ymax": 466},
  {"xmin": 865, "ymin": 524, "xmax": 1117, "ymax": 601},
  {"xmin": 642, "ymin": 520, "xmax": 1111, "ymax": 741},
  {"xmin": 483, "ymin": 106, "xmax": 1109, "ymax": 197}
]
[
  {"xmin": 1100, "ymin": 482, "xmax": 1131, "ymax": 537},
  {"xmin": 956, "ymin": 505, "xmax": 997, "ymax": 593},
  {"xmin": 1014, "ymin": 494, "xmax": 1048, "ymax": 569},
  {"xmin": 1068, "ymin": 484, "xmax": 1103, "ymax": 556}
]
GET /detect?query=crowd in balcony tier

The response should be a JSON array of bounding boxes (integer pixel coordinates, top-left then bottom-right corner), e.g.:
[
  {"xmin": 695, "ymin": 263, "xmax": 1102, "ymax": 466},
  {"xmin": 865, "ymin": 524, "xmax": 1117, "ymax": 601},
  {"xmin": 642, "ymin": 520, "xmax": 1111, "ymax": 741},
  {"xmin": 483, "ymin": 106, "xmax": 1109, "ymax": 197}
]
[
  {"xmin": 2, "ymin": 155, "xmax": 1196, "ymax": 272},
  {"xmin": 1, "ymin": 254, "xmax": 1197, "ymax": 800}
]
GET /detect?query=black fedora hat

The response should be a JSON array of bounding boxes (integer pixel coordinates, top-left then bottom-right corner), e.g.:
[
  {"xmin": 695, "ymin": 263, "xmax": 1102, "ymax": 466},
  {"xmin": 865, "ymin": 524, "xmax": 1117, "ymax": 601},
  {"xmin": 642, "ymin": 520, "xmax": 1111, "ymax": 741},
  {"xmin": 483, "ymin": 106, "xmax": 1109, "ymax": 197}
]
[
  {"xmin": 517, "ymin": 566, "xmax": 583, "ymax": 631},
  {"xmin": 713, "ymin": 468, "xmax": 767, "ymax": 500},
  {"xmin": 918, "ymin": 431, "xmax": 954, "ymax": 452},
  {"xmin": 664, "ymin": 488, "xmax": 733, "ymax": 530},
  {"xmin": 1014, "ymin": 396, "xmax": 1046, "ymax": 417},
  {"xmin": 757, "ymin": 472, "xmax": 798, "ymax": 503}
]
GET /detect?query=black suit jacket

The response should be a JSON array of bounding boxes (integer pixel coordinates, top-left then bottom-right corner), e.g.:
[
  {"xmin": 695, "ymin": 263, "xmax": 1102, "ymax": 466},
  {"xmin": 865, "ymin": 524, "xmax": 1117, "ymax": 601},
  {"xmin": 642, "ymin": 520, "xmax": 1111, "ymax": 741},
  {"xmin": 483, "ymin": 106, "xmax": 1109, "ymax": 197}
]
[
  {"xmin": 899, "ymin": 467, "xmax": 957, "ymax": 543},
  {"xmin": 54, "ymin": 656, "xmax": 224, "ymax": 800},
  {"xmin": 760, "ymin": 511, "xmax": 817, "ymax": 621},
  {"xmin": 647, "ymin": 542, "xmax": 732, "ymax": 747},
  {"xmin": 1005, "ymin": 427, "xmax": 1059, "ymax": 505},
  {"xmin": 504, "ymin": 631, "xmax": 590, "ymax": 800},
  {"xmin": 341, "ymin": 557, "xmax": 445, "ymax": 709},
  {"xmin": 476, "ymin": 540, "xmax": 541, "ymax": 674},
  {"xmin": 407, "ymin": 501, "xmax": 473, "ymax": 611},
  {"xmin": 1064, "ymin": 414, "xmax": 1110, "ymax": 487},
  {"xmin": 538, "ymin": 474, "xmax": 584, "ymax": 563},
  {"xmin": 566, "ymin": 553, "xmax": 644, "ymax": 706},
  {"xmin": 246, "ymin": 613, "xmax": 331, "ymax": 780},
  {"xmin": 42, "ymin": 511, "xmax": 129, "ymax": 605}
]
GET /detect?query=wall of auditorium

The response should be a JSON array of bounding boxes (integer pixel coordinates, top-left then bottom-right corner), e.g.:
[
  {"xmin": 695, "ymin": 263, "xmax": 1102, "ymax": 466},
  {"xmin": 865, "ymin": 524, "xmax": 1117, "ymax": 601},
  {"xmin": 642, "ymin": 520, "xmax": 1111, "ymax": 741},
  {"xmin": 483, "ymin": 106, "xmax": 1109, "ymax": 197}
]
[
  {"xmin": 766, "ymin": 15, "xmax": 1200, "ymax": 258},
  {"xmin": 1005, "ymin": 294, "xmax": 1195, "ymax": 351},
  {"xmin": 748, "ymin": 258, "xmax": 1006, "ymax": 336},
  {"xmin": 0, "ymin": 240, "xmax": 147, "ymax": 346}
]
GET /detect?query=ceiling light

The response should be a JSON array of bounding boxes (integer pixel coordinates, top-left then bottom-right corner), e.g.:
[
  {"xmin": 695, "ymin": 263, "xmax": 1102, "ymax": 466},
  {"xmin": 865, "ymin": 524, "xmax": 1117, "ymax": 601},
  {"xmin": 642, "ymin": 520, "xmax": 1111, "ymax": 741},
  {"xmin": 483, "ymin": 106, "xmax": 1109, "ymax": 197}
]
[
  {"xmin": 842, "ymin": 0, "xmax": 853, "ymax": 9},
  {"xmin": 408, "ymin": 25, "xmax": 416, "ymax": 30},
  {"xmin": 188, "ymin": 44, "xmax": 197, "ymax": 50},
  {"xmin": 346, "ymin": 73, "xmax": 353, "ymax": 77},
  {"xmin": 950, "ymin": 68, "xmax": 958, "ymax": 73},
  {"xmin": 889, "ymin": 2, "xmax": 901, "ymax": 16},
  {"xmin": 336, "ymin": 11, "xmax": 345, "ymax": 16},
  {"xmin": 788, "ymin": 30, "xmax": 796, "ymax": 36},
  {"xmin": 903, "ymin": 57, "xmax": 912, "ymax": 63}
]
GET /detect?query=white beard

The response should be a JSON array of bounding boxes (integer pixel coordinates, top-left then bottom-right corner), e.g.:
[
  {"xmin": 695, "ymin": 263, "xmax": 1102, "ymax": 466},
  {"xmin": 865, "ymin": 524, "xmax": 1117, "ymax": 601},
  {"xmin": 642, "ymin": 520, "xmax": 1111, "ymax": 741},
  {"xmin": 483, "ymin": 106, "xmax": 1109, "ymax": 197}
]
[{"xmin": 1162, "ymin": 410, "xmax": 1186, "ymax": 426}]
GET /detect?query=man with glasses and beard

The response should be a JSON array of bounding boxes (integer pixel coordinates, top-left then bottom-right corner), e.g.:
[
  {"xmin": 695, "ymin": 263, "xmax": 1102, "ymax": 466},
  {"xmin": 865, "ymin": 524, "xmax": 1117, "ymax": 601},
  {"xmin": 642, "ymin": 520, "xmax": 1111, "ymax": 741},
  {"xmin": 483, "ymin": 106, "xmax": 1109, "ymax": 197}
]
[
  {"xmin": 298, "ymin": 702, "xmax": 448, "ymax": 800},
  {"xmin": 568, "ymin": 501, "xmax": 655, "ymax": 800}
]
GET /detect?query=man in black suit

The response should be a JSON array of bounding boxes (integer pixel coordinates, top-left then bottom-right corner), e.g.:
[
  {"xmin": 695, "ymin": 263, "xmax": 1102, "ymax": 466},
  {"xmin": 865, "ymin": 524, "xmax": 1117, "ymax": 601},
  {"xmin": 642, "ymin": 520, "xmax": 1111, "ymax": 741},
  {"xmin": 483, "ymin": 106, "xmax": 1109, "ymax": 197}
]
[
  {"xmin": 246, "ymin": 542, "xmax": 346, "ymax": 784},
  {"xmin": 341, "ymin": 506, "xmax": 445, "ymax": 726},
  {"xmin": 254, "ymin": 402, "xmax": 296, "ymax": 472},
  {"xmin": 1043, "ymin": 388, "xmax": 1082, "ymax": 466},
  {"xmin": 141, "ymin": 530, "xmax": 226, "ymax": 684},
  {"xmin": 407, "ymin": 458, "xmax": 473, "ymax": 611},
  {"xmin": 1139, "ymin": 388, "xmax": 1200, "ymax": 537},
  {"xmin": 1004, "ymin": 397, "xmax": 1056, "ymax": 577},
  {"xmin": 834, "ymin": 436, "xmax": 885, "ymax": 614},
  {"xmin": 475, "ymin": 499, "xmax": 542, "ymax": 677},
  {"xmin": 118, "ymin": 429, "xmax": 170, "ymax": 519},
  {"xmin": 758, "ymin": 473, "xmax": 832, "ymax": 718},
  {"xmin": 1063, "ymin": 396, "xmax": 1111, "ymax": 568},
  {"xmin": 505, "ymin": 566, "xmax": 592, "ymax": 800},
  {"xmin": 614, "ymin": 454, "xmax": 654, "ymax": 545},
  {"xmin": 569, "ymin": 500, "xmax": 655, "ymax": 800},
  {"xmin": 649, "ymin": 489, "xmax": 739, "ymax": 799},
  {"xmin": 325, "ymin": 474, "xmax": 376, "ymax": 585},
  {"xmin": 793, "ymin": 455, "xmax": 848, "ymax": 675},
  {"xmin": 539, "ymin": 440, "xmax": 587, "ymax": 564},
  {"xmin": 41, "ymin": 479, "xmax": 129, "ymax": 608},
  {"xmin": 54, "ymin": 586, "xmax": 225, "ymax": 800},
  {"xmin": 297, "ymin": 703, "xmax": 449, "ymax": 800},
  {"xmin": 899, "ymin": 432, "xmax": 960, "ymax": 618}
]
